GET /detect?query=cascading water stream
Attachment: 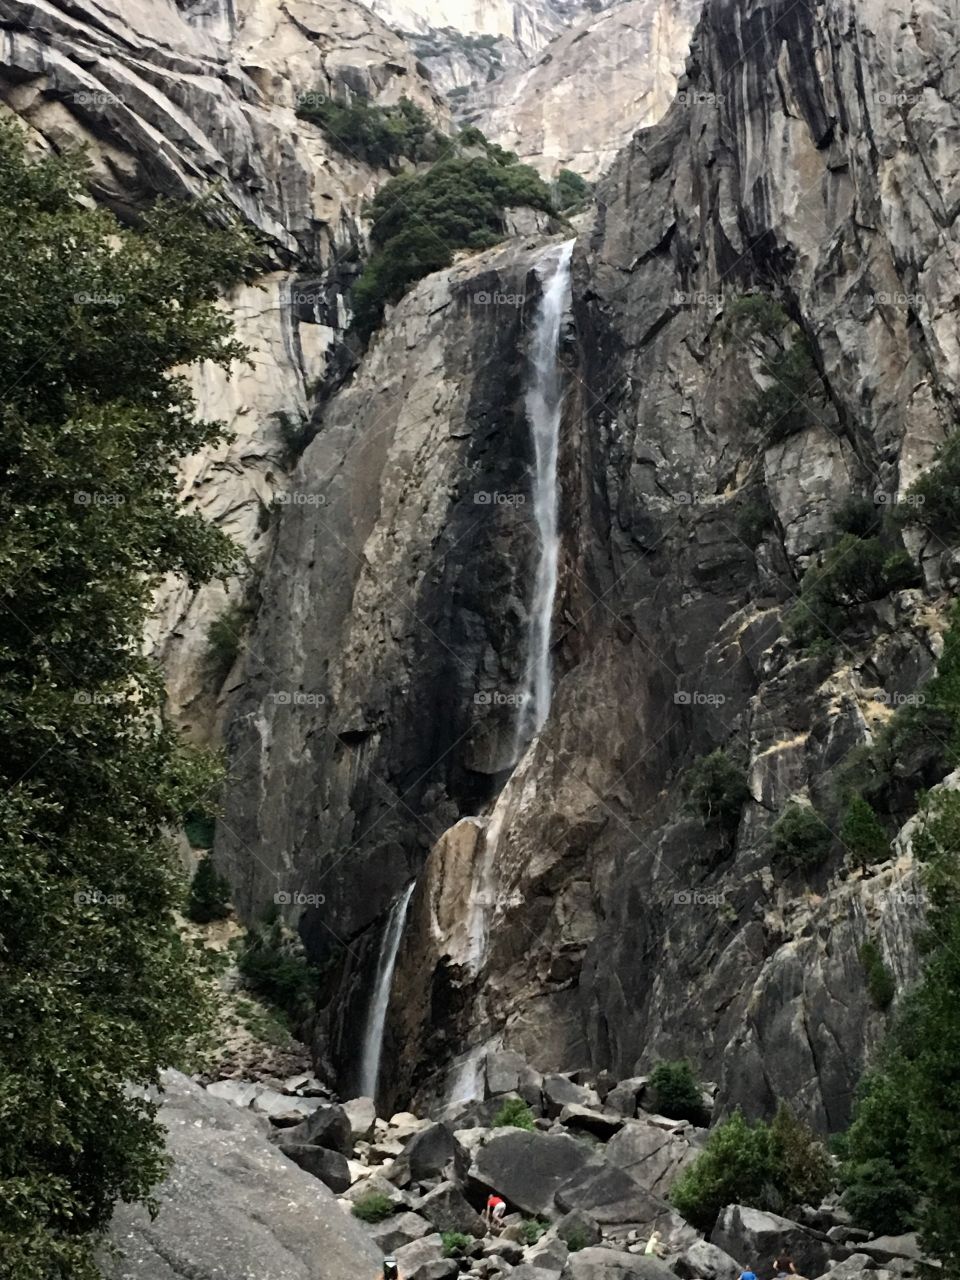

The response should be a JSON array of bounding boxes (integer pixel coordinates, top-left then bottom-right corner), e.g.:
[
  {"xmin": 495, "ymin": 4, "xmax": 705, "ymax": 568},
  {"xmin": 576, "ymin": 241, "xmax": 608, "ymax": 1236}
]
[
  {"xmin": 357, "ymin": 881, "xmax": 416, "ymax": 1099},
  {"xmin": 513, "ymin": 238, "xmax": 575, "ymax": 756},
  {"xmin": 462, "ymin": 239, "xmax": 575, "ymax": 983}
]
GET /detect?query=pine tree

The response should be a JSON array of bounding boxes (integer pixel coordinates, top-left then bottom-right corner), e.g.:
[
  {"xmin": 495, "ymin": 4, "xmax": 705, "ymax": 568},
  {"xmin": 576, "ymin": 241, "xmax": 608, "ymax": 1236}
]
[
  {"xmin": 0, "ymin": 121, "xmax": 254, "ymax": 1277},
  {"xmin": 186, "ymin": 857, "xmax": 232, "ymax": 924},
  {"xmin": 841, "ymin": 794, "xmax": 890, "ymax": 870}
]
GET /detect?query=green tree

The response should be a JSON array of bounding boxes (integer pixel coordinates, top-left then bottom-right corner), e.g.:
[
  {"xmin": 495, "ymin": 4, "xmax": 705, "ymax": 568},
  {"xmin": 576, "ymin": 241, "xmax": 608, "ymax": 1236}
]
[
  {"xmin": 648, "ymin": 1060, "xmax": 708, "ymax": 1124},
  {"xmin": 769, "ymin": 1103, "xmax": 833, "ymax": 1207},
  {"xmin": 0, "ymin": 122, "xmax": 254, "ymax": 1276},
  {"xmin": 186, "ymin": 857, "xmax": 232, "ymax": 924},
  {"xmin": 768, "ymin": 801, "xmax": 833, "ymax": 874},
  {"xmin": 670, "ymin": 1111, "xmax": 774, "ymax": 1231},
  {"xmin": 684, "ymin": 750, "xmax": 750, "ymax": 833},
  {"xmin": 237, "ymin": 913, "xmax": 320, "ymax": 1028},
  {"xmin": 841, "ymin": 794, "xmax": 889, "ymax": 868},
  {"xmin": 552, "ymin": 168, "xmax": 591, "ymax": 211}
]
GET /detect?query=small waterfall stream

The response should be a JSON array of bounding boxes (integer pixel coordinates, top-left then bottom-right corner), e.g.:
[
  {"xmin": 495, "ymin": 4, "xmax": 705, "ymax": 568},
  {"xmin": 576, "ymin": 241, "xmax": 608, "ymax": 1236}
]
[
  {"xmin": 513, "ymin": 238, "xmax": 575, "ymax": 755},
  {"xmin": 357, "ymin": 881, "xmax": 415, "ymax": 1099}
]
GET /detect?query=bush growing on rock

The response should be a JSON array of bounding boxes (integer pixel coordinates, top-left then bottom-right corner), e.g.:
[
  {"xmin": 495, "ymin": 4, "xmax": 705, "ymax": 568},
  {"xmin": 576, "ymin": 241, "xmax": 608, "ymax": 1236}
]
[
  {"xmin": 648, "ymin": 1060, "xmax": 708, "ymax": 1124},
  {"xmin": 205, "ymin": 601, "xmax": 250, "ymax": 685},
  {"xmin": 671, "ymin": 1106, "xmax": 832, "ymax": 1231},
  {"xmin": 768, "ymin": 802, "xmax": 833, "ymax": 874},
  {"xmin": 859, "ymin": 940, "xmax": 895, "ymax": 1010},
  {"xmin": 552, "ymin": 167, "xmax": 591, "ymax": 211},
  {"xmin": 684, "ymin": 750, "xmax": 750, "ymax": 833},
  {"xmin": 670, "ymin": 1111, "xmax": 775, "ymax": 1230},
  {"xmin": 237, "ymin": 911, "xmax": 320, "ymax": 1029},
  {"xmin": 295, "ymin": 93, "xmax": 446, "ymax": 169},
  {"xmin": 442, "ymin": 1231, "xmax": 474, "ymax": 1256},
  {"xmin": 840, "ymin": 794, "xmax": 890, "ymax": 869},
  {"xmin": 519, "ymin": 1218, "xmax": 549, "ymax": 1245},
  {"xmin": 351, "ymin": 129, "xmax": 555, "ymax": 337},
  {"xmin": 896, "ymin": 432, "xmax": 960, "ymax": 538},
  {"xmin": 493, "ymin": 1096, "xmax": 536, "ymax": 1130},
  {"xmin": 0, "ymin": 122, "xmax": 255, "ymax": 1277},
  {"xmin": 352, "ymin": 1191, "xmax": 396, "ymax": 1223},
  {"xmin": 186, "ymin": 856, "xmax": 232, "ymax": 923}
]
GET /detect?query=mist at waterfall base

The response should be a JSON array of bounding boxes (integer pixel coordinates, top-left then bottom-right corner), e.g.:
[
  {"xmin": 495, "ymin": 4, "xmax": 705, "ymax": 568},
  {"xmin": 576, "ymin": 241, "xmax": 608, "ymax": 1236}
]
[{"xmin": 352, "ymin": 241, "xmax": 575, "ymax": 1109}]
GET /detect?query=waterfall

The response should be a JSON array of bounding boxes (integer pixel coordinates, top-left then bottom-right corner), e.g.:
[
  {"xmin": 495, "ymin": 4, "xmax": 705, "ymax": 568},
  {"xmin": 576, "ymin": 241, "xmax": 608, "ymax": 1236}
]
[
  {"xmin": 513, "ymin": 238, "xmax": 575, "ymax": 755},
  {"xmin": 357, "ymin": 882, "xmax": 415, "ymax": 1100}
]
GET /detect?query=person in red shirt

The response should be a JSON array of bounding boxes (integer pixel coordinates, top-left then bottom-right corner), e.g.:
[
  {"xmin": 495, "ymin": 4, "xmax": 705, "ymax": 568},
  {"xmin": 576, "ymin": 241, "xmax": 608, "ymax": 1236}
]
[{"xmin": 485, "ymin": 1194, "xmax": 507, "ymax": 1233}]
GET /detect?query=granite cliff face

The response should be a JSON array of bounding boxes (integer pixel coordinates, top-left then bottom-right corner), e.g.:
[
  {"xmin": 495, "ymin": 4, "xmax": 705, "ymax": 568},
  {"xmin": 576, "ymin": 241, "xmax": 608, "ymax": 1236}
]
[
  {"xmin": 5, "ymin": 0, "xmax": 958, "ymax": 1141},
  {"xmin": 0, "ymin": 0, "xmax": 446, "ymax": 735},
  {"xmin": 215, "ymin": 0, "xmax": 960, "ymax": 1132}
]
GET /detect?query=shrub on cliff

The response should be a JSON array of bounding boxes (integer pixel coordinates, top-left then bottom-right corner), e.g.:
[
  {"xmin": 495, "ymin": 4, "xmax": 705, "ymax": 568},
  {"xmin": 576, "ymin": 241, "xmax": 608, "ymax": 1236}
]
[
  {"xmin": 684, "ymin": 750, "xmax": 750, "ymax": 833},
  {"xmin": 0, "ymin": 121, "xmax": 254, "ymax": 1276},
  {"xmin": 649, "ymin": 1060, "xmax": 708, "ymax": 1124},
  {"xmin": 296, "ymin": 93, "xmax": 445, "ymax": 169},
  {"xmin": 768, "ymin": 801, "xmax": 833, "ymax": 874},
  {"xmin": 897, "ymin": 432, "xmax": 960, "ymax": 538},
  {"xmin": 351, "ymin": 131, "xmax": 555, "ymax": 337},
  {"xmin": 788, "ymin": 534, "xmax": 919, "ymax": 648},
  {"xmin": 840, "ymin": 794, "xmax": 889, "ymax": 868},
  {"xmin": 237, "ymin": 913, "xmax": 320, "ymax": 1029},
  {"xmin": 553, "ymin": 167, "xmax": 591, "ymax": 211}
]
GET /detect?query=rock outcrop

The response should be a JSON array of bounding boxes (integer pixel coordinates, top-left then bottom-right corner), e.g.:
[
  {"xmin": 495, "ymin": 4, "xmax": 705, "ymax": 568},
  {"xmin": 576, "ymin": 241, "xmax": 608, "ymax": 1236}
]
[{"xmin": 101, "ymin": 1070, "xmax": 380, "ymax": 1280}]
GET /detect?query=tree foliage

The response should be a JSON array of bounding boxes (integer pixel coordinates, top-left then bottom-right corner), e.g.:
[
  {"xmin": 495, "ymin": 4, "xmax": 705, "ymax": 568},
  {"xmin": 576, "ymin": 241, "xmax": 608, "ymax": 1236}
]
[
  {"xmin": 351, "ymin": 130, "xmax": 555, "ymax": 337},
  {"xmin": 768, "ymin": 802, "xmax": 833, "ymax": 875},
  {"xmin": 840, "ymin": 794, "xmax": 889, "ymax": 868},
  {"xmin": 671, "ymin": 1107, "xmax": 832, "ymax": 1232},
  {"xmin": 648, "ymin": 1061, "xmax": 708, "ymax": 1124},
  {"xmin": 684, "ymin": 750, "xmax": 750, "ymax": 833},
  {"xmin": 492, "ymin": 1096, "xmax": 536, "ymax": 1130},
  {"xmin": 0, "ymin": 121, "xmax": 254, "ymax": 1276},
  {"xmin": 186, "ymin": 857, "xmax": 232, "ymax": 924},
  {"xmin": 296, "ymin": 93, "xmax": 446, "ymax": 169}
]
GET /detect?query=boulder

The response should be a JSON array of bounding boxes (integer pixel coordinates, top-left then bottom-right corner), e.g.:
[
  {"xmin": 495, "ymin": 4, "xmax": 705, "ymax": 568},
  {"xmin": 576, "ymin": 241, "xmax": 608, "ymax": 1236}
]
[
  {"xmin": 343, "ymin": 1173, "xmax": 412, "ymax": 1209},
  {"xmin": 389, "ymin": 1112, "xmax": 431, "ymax": 1141},
  {"xmin": 414, "ymin": 1181, "xmax": 486, "ymax": 1236},
  {"xmin": 858, "ymin": 1236, "xmax": 922, "ymax": 1265},
  {"xmin": 391, "ymin": 1121, "xmax": 468, "ymax": 1187},
  {"xmin": 604, "ymin": 1080, "xmax": 649, "ymax": 1119},
  {"xmin": 560, "ymin": 1247, "xmax": 677, "ymax": 1280},
  {"xmin": 815, "ymin": 1254, "xmax": 881, "ymax": 1278},
  {"xmin": 281, "ymin": 1072, "xmax": 329, "ymax": 1097},
  {"xmin": 673, "ymin": 1239, "xmax": 742, "ymax": 1280},
  {"xmin": 99, "ymin": 1071, "xmax": 379, "ymax": 1280},
  {"xmin": 543, "ymin": 1076, "xmax": 602, "ymax": 1118},
  {"xmin": 275, "ymin": 1142, "xmax": 351, "ymax": 1192},
  {"xmin": 484, "ymin": 1239, "xmax": 526, "ymax": 1265},
  {"xmin": 555, "ymin": 1211, "xmax": 602, "ymax": 1250},
  {"xmin": 251, "ymin": 1089, "xmax": 322, "ymax": 1126},
  {"xmin": 486, "ymin": 1049, "xmax": 529, "ymax": 1097},
  {"xmin": 604, "ymin": 1120, "xmax": 697, "ymax": 1197},
  {"xmin": 283, "ymin": 1103, "xmax": 353, "ymax": 1155},
  {"xmin": 470, "ymin": 1130, "xmax": 594, "ymax": 1217},
  {"xmin": 526, "ymin": 1235, "xmax": 569, "ymax": 1274},
  {"xmin": 559, "ymin": 1105, "xmax": 625, "ymax": 1140},
  {"xmin": 711, "ymin": 1206, "xmax": 843, "ymax": 1280},
  {"xmin": 554, "ymin": 1163, "xmax": 675, "ymax": 1231},
  {"xmin": 369, "ymin": 1211, "xmax": 434, "ymax": 1254},
  {"xmin": 344, "ymin": 1096, "xmax": 378, "ymax": 1143},
  {"xmin": 205, "ymin": 1080, "xmax": 262, "ymax": 1109},
  {"xmin": 395, "ymin": 1233, "xmax": 460, "ymax": 1280}
]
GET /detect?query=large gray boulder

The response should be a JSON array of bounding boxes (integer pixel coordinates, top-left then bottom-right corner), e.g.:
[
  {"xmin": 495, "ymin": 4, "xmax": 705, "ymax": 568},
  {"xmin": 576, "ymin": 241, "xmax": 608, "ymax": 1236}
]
[
  {"xmin": 554, "ymin": 1163, "xmax": 672, "ymax": 1229},
  {"xmin": 486, "ymin": 1050, "xmax": 529, "ymax": 1096},
  {"xmin": 543, "ymin": 1075, "xmax": 602, "ymax": 1117},
  {"xmin": 390, "ymin": 1121, "xmax": 468, "ymax": 1187},
  {"xmin": 674, "ymin": 1239, "xmax": 743, "ymax": 1280},
  {"xmin": 470, "ymin": 1130, "xmax": 594, "ymax": 1216},
  {"xmin": 369, "ymin": 1211, "xmax": 433, "ymax": 1254},
  {"xmin": 100, "ymin": 1071, "xmax": 379, "ymax": 1280},
  {"xmin": 555, "ymin": 1210, "xmax": 602, "ymax": 1249},
  {"xmin": 858, "ymin": 1236, "xmax": 923, "ymax": 1265},
  {"xmin": 276, "ymin": 1141, "xmax": 352, "ymax": 1193},
  {"xmin": 604, "ymin": 1120, "xmax": 698, "ymax": 1197},
  {"xmin": 711, "ymin": 1206, "xmax": 843, "ymax": 1279},
  {"xmin": 344, "ymin": 1096, "xmax": 378, "ymax": 1144},
  {"xmin": 559, "ymin": 1104, "xmax": 625, "ymax": 1140},
  {"xmin": 283, "ymin": 1102, "xmax": 354, "ymax": 1155},
  {"xmin": 560, "ymin": 1248, "xmax": 678, "ymax": 1280},
  {"xmin": 395, "ymin": 1233, "xmax": 460, "ymax": 1280},
  {"xmin": 604, "ymin": 1080, "xmax": 649, "ymax": 1119},
  {"xmin": 414, "ymin": 1181, "xmax": 486, "ymax": 1236}
]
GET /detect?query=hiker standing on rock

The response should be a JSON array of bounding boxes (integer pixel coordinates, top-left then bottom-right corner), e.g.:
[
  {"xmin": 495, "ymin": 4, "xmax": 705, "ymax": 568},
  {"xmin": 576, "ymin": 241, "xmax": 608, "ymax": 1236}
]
[{"xmin": 485, "ymin": 1193, "xmax": 507, "ymax": 1233}]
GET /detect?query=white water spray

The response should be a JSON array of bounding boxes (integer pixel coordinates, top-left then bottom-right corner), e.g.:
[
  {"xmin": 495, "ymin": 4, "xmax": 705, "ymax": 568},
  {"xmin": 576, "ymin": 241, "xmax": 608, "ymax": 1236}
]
[
  {"xmin": 514, "ymin": 239, "xmax": 574, "ymax": 755},
  {"xmin": 358, "ymin": 881, "xmax": 415, "ymax": 1099}
]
